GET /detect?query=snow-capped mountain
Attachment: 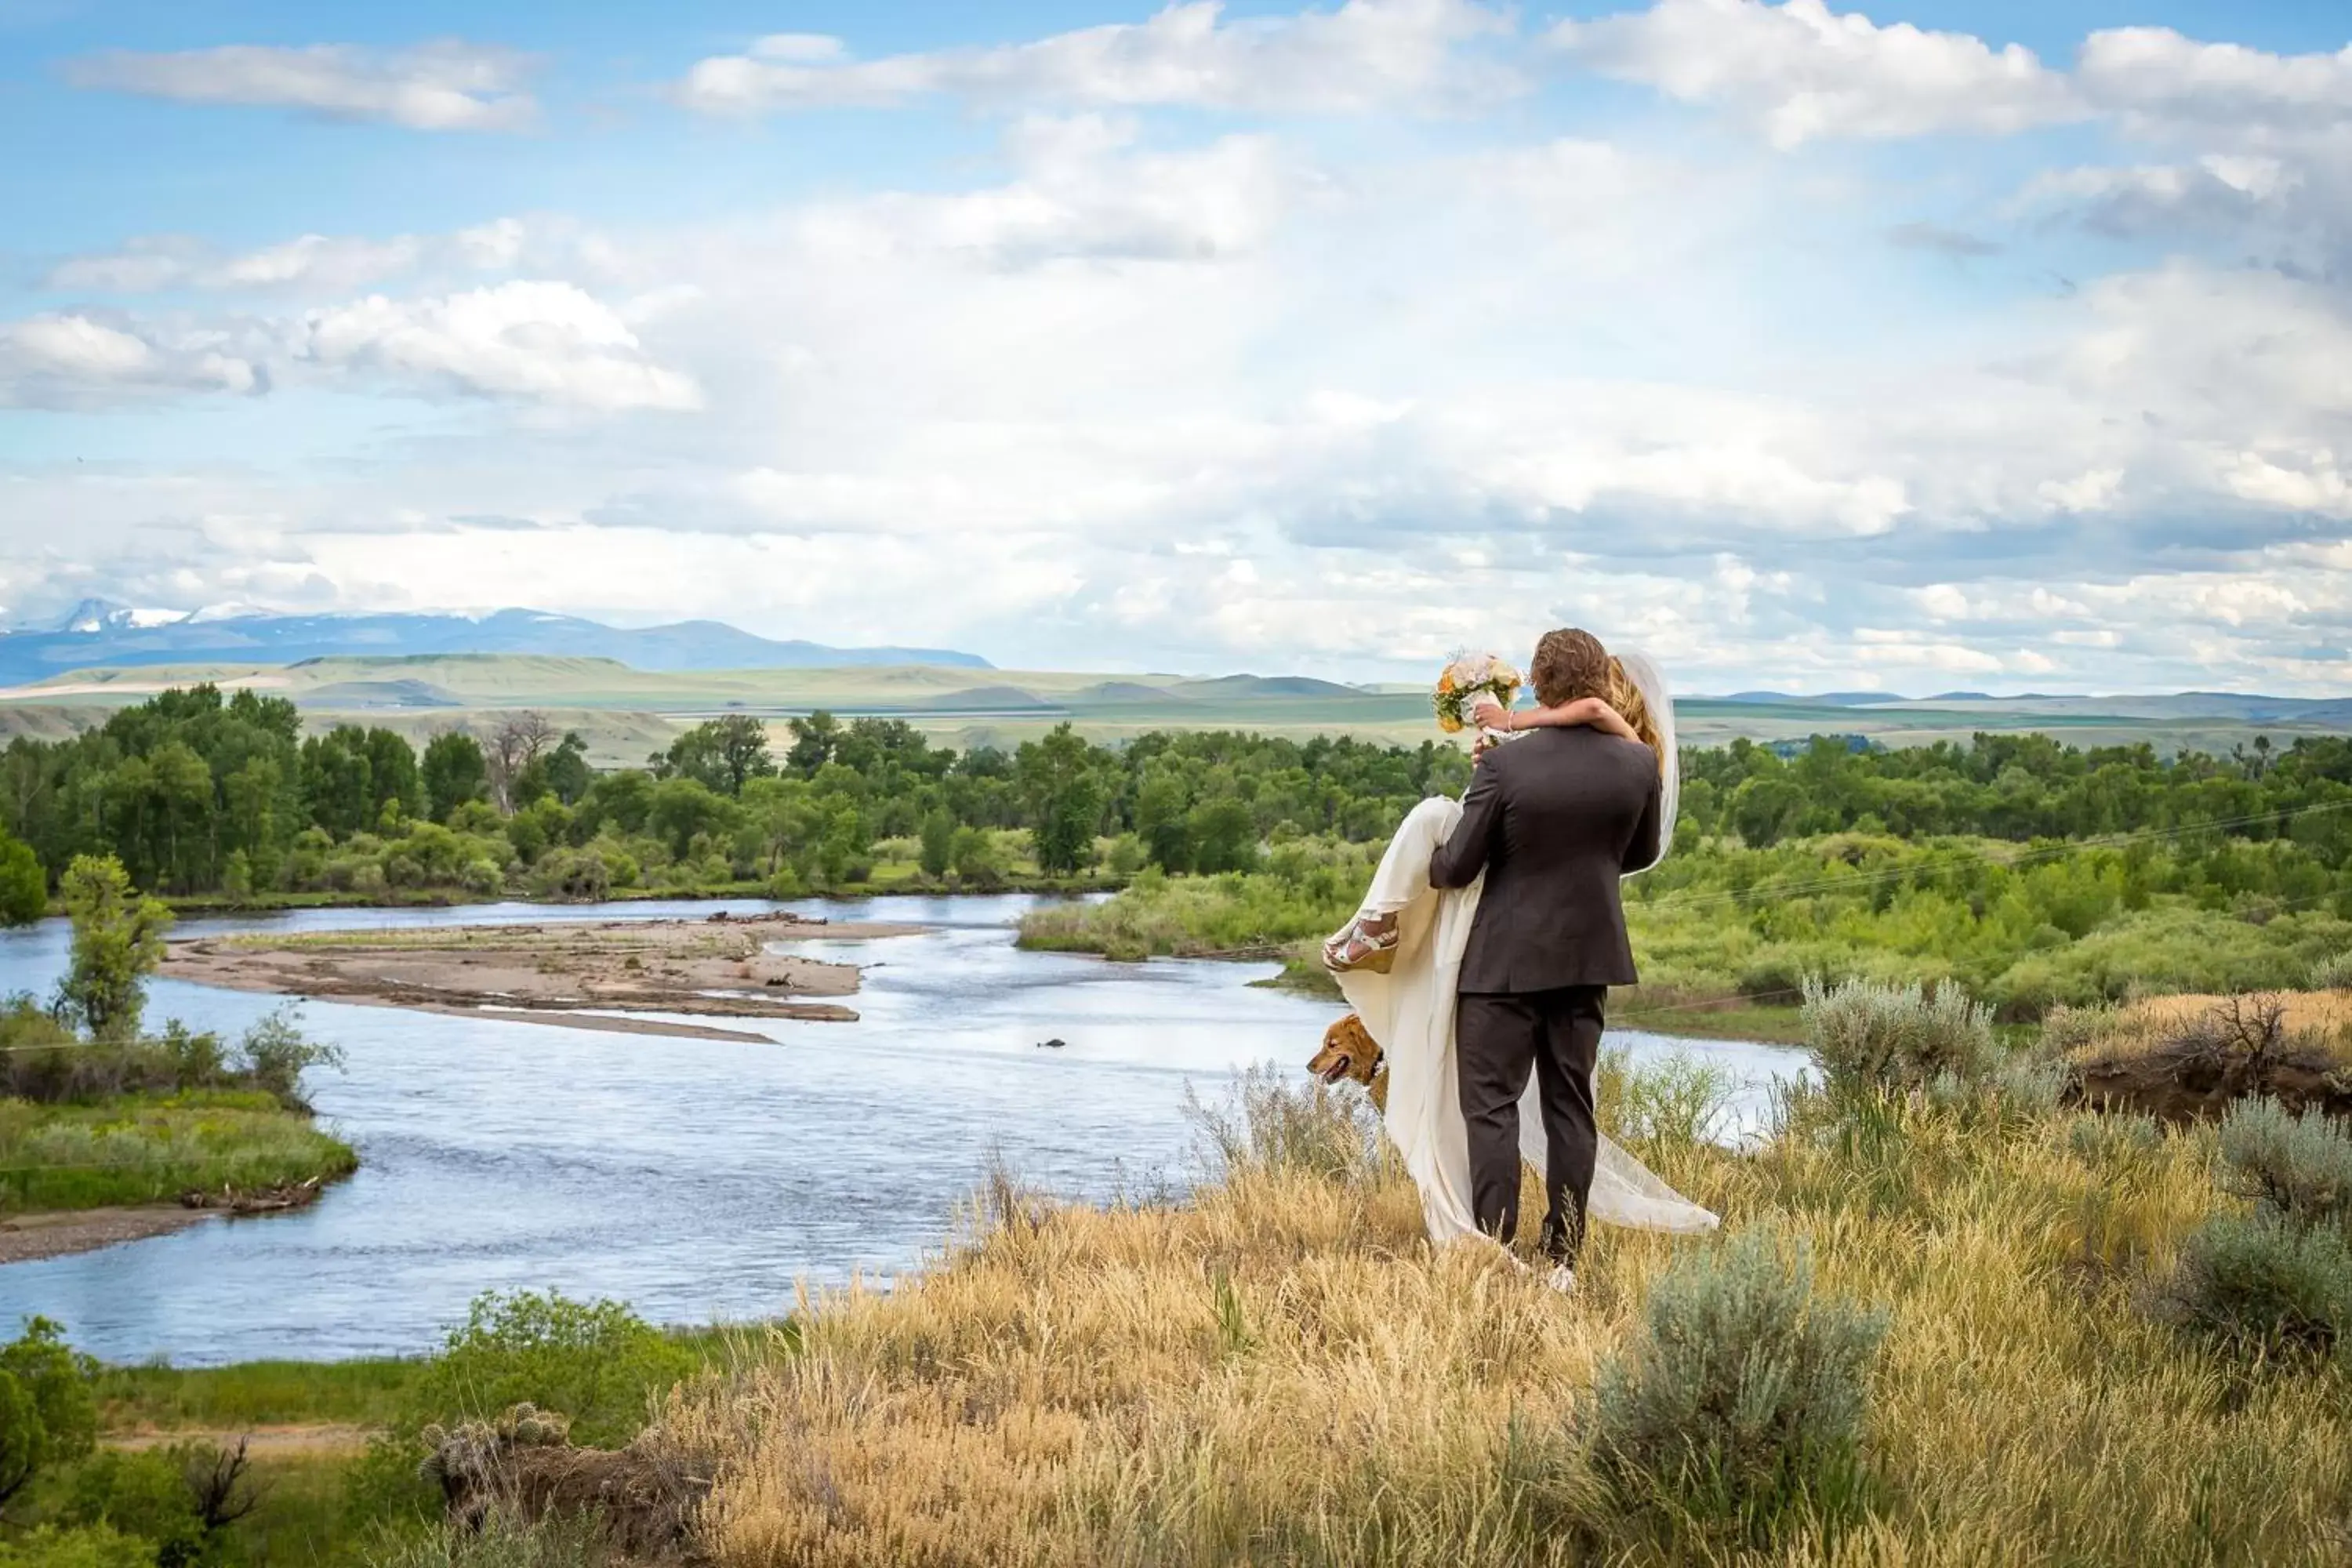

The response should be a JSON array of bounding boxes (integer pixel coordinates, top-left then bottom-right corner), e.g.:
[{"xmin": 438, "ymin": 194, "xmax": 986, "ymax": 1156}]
[
  {"xmin": 47, "ymin": 598, "xmax": 196, "ymax": 635},
  {"xmin": 0, "ymin": 606, "xmax": 990, "ymax": 685}
]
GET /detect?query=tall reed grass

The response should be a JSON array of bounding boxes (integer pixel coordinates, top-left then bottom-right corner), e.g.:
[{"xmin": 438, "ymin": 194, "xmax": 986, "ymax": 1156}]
[{"xmin": 663, "ymin": 1065, "xmax": 2352, "ymax": 1566}]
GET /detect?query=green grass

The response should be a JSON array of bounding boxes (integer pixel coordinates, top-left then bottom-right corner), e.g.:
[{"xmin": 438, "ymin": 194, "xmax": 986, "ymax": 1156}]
[
  {"xmin": 0, "ymin": 1092, "xmax": 357, "ymax": 1212},
  {"xmin": 95, "ymin": 1358, "xmax": 430, "ymax": 1433},
  {"xmin": 1612, "ymin": 996, "xmax": 1810, "ymax": 1045},
  {"xmin": 93, "ymin": 1326, "xmax": 764, "ymax": 1437}
]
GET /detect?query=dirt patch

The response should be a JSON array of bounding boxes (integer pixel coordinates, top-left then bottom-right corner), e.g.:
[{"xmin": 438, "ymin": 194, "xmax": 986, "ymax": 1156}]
[
  {"xmin": 2067, "ymin": 993, "xmax": 2352, "ymax": 1123},
  {"xmin": 107, "ymin": 1424, "xmax": 373, "ymax": 1457},
  {"xmin": 2073, "ymin": 1039, "xmax": 2352, "ymax": 1124},
  {"xmin": 0, "ymin": 1205, "xmax": 212, "ymax": 1265},
  {"xmin": 159, "ymin": 910, "xmax": 919, "ymax": 1033}
]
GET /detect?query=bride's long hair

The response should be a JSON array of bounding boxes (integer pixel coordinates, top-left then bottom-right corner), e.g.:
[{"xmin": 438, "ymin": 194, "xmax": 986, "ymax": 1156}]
[
  {"xmin": 1607, "ymin": 657, "xmax": 1664, "ymax": 774},
  {"xmin": 1608, "ymin": 650, "xmax": 1679, "ymax": 876}
]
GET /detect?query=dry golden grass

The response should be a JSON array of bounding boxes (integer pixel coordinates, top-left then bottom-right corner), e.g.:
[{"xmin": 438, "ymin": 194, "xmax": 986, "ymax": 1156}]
[
  {"xmin": 2053, "ymin": 989, "xmax": 2352, "ymax": 1071},
  {"xmin": 2120, "ymin": 989, "xmax": 2352, "ymax": 1043},
  {"xmin": 666, "ymin": 1083, "xmax": 2352, "ymax": 1567}
]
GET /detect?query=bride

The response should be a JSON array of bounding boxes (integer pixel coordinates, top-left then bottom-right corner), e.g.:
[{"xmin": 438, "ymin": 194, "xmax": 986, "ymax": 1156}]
[{"xmin": 1321, "ymin": 649, "xmax": 1718, "ymax": 1255}]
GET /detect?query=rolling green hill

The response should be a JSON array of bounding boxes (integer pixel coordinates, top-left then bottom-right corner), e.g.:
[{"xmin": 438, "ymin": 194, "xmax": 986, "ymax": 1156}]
[{"xmin": 0, "ymin": 654, "xmax": 2344, "ymax": 761}]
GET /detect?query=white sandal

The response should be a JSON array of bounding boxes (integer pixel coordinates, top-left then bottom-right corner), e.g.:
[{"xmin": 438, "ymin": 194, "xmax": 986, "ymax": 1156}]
[{"xmin": 1321, "ymin": 914, "xmax": 1398, "ymax": 975}]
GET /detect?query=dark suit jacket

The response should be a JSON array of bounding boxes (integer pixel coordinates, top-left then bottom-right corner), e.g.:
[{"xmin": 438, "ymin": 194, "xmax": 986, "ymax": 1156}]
[{"xmin": 1429, "ymin": 727, "xmax": 1662, "ymax": 993}]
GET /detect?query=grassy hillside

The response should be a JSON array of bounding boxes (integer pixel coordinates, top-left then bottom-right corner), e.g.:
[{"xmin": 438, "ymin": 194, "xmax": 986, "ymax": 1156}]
[
  {"xmin": 2, "ymin": 655, "xmax": 2348, "ymax": 760},
  {"xmin": 658, "ymin": 1062, "xmax": 2352, "ymax": 1566}
]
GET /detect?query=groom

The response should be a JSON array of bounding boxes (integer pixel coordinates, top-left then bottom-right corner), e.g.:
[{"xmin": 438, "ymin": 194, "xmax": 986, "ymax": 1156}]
[{"xmin": 1429, "ymin": 627, "xmax": 1662, "ymax": 1291}]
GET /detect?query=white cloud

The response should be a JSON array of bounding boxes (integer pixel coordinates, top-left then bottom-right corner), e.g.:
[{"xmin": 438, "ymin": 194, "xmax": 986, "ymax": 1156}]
[
  {"xmin": 46, "ymin": 220, "xmax": 539, "ymax": 296},
  {"xmin": 2015, "ymin": 155, "xmax": 2303, "ymax": 236},
  {"xmin": 2005, "ymin": 30, "xmax": 2352, "ymax": 266},
  {"xmin": 1551, "ymin": 0, "xmax": 2079, "ymax": 148},
  {"xmin": 0, "ymin": 314, "xmax": 263, "ymax": 408},
  {"xmin": 2037, "ymin": 468, "xmax": 2123, "ymax": 514},
  {"xmin": 49, "ymin": 234, "xmax": 428, "ymax": 295},
  {"xmin": 793, "ymin": 116, "xmax": 1303, "ymax": 264},
  {"xmin": 64, "ymin": 41, "xmax": 536, "ymax": 131},
  {"xmin": 290, "ymin": 281, "xmax": 702, "ymax": 411},
  {"xmin": 2075, "ymin": 28, "xmax": 2352, "ymax": 140},
  {"xmin": 13, "ymin": 93, "xmax": 2352, "ymax": 691},
  {"xmin": 677, "ymin": 0, "xmax": 1517, "ymax": 115}
]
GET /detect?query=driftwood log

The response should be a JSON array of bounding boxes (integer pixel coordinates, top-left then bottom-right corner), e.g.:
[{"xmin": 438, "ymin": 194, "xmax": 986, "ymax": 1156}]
[{"xmin": 180, "ymin": 1178, "xmax": 326, "ymax": 1214}]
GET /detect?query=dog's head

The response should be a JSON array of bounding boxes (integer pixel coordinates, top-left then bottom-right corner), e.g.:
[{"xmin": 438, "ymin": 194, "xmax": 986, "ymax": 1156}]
[{"xmin": 1308, "ymin": 1013, "xmax": 1385, "ymax": 1087}]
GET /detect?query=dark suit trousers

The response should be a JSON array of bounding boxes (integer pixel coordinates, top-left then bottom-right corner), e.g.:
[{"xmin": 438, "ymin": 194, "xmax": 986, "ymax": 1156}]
[{"xmin": 1455, "ymin": 985, "xmax": 1606, "ymax": 1261}]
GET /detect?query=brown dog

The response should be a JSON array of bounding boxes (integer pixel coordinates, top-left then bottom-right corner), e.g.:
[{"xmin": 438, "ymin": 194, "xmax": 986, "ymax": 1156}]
[{"xmin": 1307, "ymin": 1013, "xmax": 1388, "ymax": 1112}]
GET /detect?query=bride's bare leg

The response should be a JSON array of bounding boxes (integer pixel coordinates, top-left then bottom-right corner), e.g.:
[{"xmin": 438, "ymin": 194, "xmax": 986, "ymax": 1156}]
[{"xmin": 1323, "ymin": 797, "xmax": 1457, "ymax": 973}]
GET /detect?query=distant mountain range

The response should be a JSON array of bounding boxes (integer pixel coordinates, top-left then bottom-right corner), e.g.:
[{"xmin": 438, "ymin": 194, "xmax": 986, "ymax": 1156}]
[
  {"xmin": 1715, "ymin": 691, "xmax": 1911, "ymax": 707},
  {"xmin": 1700, "ymin": 688, "xmax": 2352, "ymax": 724},
  {"xmin": 0, "ymin": 602, "xmax": 990, "ymax": 686}
]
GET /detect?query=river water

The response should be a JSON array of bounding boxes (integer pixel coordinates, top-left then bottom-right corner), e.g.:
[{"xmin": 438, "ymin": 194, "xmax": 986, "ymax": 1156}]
[{"xmin": 0, "ymin": 895, "xmax": 1806, "ymax": 1365}]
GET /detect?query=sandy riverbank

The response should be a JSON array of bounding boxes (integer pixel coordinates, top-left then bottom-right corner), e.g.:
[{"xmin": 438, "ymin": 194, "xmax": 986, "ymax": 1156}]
[
  {"xmin": 0, "ymin": 1205, "xmax": 214, "ymax": 1264},
  {"xmin": 159, "ymin": 910, "xmax": 924, "ymax": 1040}
]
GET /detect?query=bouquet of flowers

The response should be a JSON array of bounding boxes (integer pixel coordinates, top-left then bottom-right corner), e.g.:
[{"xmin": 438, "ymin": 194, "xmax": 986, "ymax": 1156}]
[{"xmin": 1432, "ymin": 651, "xmax": 1521, "ymax": 733}]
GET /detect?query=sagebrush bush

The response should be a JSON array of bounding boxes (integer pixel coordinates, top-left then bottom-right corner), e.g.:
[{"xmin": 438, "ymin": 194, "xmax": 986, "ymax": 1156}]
[
  {"xmin": 2166, "ymin": 1212, "xmax": 2352, "ymax": 1359},
  {"xmin": 1802, "ymin": 975, "xmax": 1998, "ymax": 1094},
  {"xmin": 2217, "ymin": 1097, "xmax": 2352, "ymax": 1231},
  {"xmin": 1590, "ymin": 1226, "xmax": 1889, "ymax": 1548},
  {"xmin": 2310, "ymin": 951, "xmax": 2352, "ymax": 991}
]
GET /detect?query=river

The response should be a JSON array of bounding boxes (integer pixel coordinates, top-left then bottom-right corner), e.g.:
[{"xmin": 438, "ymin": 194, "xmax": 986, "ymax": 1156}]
[{"xmin": 0, "ymin": 895, "xmax": 1806, "ymax": 1365}]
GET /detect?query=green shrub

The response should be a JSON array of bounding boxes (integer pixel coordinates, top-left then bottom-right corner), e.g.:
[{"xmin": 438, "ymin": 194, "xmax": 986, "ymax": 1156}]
[
  {"xmin": 528, "ymin": 849, "xmax": 612, "ymax": 902},
  {"xmin": 60, "ymin": 1450, "xmax": 205, "ymax": 1567},
  {"xmin": 2309, "ymin": 950, "xmax": 2352, "ymax": 990},
  {"xmin": 0, "ymin": 1525, "xmax": 154, "ymax": 1568},
  {"xmin": 158, "ymin": 1022, "xmax": 227, "ymax": 1092},
  {"xmin": 1599, "ymin": 1048, "xmax": 1737, "ymax": 1156},
  {"xmin": 1590, "ymin": 1226, "xmax": 1887, "ymax": 1548},
  {"xmin": 1802, "ymin": 975, "xmax": 1997, "ymax": 1095},
  {"xmin": 2216, "ymin": 1097, "xmax": 2352, "ymax": 1231},
  {"xmin": 235, "ymin": 1008, "xmax": 344, "ymax": 1110},
  {"xmin": 410, "ymin": 1292, "xmax": 696, "ymax": 1450},
  {"xmin": 0, "ymin": 1318, "xmax": 98, "ymax": 1503},
  {"xmin": 2165, "ymin": 1212, "xmax": 2352, "ymax": 1359},
  {"xmin": 0, "ymin": 833, "xmax": 42, "ymax": 928}
]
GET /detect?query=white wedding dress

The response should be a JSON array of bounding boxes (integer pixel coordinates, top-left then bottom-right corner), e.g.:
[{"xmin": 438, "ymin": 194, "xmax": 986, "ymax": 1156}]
[{"xmin": 1333, "ymin": 652, "xmax": 1718, "ymax": 1246}]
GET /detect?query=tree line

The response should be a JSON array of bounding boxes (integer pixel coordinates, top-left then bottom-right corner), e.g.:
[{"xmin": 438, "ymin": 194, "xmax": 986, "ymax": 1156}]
[{"xmin": 0, "ymin": 683, "xmax": 2346, "ymax": 906}]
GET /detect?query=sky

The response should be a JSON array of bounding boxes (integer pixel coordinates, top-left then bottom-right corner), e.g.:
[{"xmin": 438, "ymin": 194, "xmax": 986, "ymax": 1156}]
[{"xmin": 1, "ymin": 0, "xmax": 2348, "ymax": 693}]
